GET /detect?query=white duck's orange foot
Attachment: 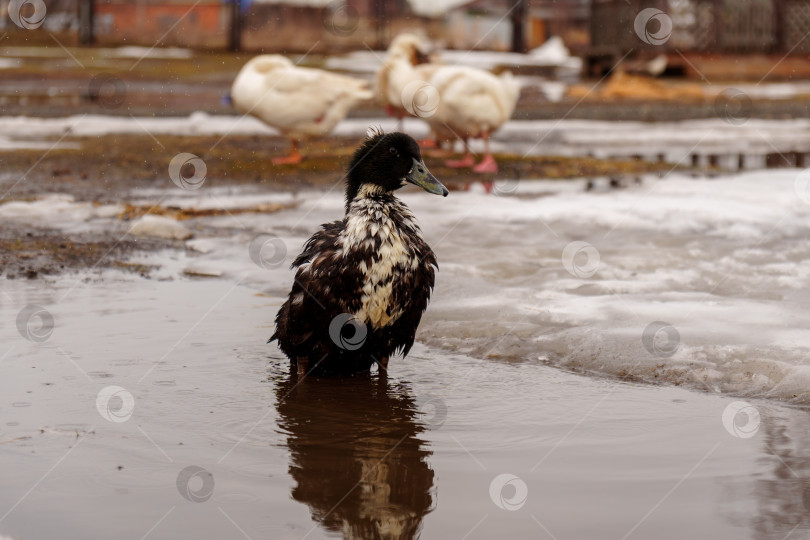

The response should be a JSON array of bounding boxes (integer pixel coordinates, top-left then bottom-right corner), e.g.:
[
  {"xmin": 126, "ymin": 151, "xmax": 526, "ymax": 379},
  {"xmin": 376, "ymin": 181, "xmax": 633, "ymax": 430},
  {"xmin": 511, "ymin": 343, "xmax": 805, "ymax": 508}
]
[
  {"xmin": 472, "ymin": 155, "xmax": 498, "ymax": 174},
  {"xmin": 445, "ymin": 154, "xmax": 476, "ymax": 168},
  {"xmin": 417, "ymin": 138, "xmax": 438, "ymax": 148},
  {"xmin": 272, "ymin": 152, "xmax": 303, "ymax": 165}
]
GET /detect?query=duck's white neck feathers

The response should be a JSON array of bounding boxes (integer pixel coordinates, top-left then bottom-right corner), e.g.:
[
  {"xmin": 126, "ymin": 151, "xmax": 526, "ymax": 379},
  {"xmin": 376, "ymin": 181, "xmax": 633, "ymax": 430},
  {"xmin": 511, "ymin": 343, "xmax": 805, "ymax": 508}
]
[
  {"xmin": 340, "ymin": 189, "xmax": 423, "ymax": 329},
  {"xmin": 357, "ymin": 184, "xmax": 388, "ymax": 198}
]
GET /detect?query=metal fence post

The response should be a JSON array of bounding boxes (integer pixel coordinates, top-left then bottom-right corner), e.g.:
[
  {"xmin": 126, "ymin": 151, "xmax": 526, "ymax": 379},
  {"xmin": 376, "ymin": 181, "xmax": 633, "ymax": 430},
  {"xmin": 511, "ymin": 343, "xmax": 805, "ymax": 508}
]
[
  {"xmin": 78, "ymin": 0, "xmax": 95, "ymax": 45},
  {"xmin": 229, "ymin": 0, "xmax": 242, "ymax": 52}
]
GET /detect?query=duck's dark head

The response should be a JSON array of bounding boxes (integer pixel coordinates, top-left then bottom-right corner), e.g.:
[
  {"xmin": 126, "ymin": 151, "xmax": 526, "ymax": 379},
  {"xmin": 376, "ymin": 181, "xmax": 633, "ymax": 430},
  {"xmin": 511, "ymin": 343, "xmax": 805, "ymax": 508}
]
[{"xmin": 345, "ymin": 129, "xmax": 448, "ymax": 211}]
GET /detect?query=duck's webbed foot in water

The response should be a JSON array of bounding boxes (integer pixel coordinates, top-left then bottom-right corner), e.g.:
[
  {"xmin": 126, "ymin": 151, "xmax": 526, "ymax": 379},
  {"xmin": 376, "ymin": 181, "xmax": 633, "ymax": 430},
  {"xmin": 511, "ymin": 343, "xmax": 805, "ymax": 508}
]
[
  {"xmin": 446, "ymin": 137, "xmax": 475, "ymax": 168},
  {"xmin": 375, "ymin": 356, "xmax": 389, "ymax": 379},
  {"xmin": 417, "ymin": 138, "xmax": 438, "ymax": 149},
  {"xmin": 472, "ymin": 131, "xmax": 498, "ymax": 174},
  {"xmin": 472, "ymin": 154, "xmax": 498, "ymax": 174},
  {"xmin": 273, "ymin": 139, "xmax": 303, "ymax": 165},
  {"xmin": 445, "ymin": 153, "xmax": 476, "ymax": 168}
]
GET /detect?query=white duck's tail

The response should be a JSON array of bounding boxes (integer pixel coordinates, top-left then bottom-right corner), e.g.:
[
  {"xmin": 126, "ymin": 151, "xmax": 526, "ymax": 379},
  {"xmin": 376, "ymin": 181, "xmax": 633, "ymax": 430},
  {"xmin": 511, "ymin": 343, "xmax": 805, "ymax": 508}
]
[
  {"xmin": 325, "ymin": 72, "xmax": 374, "ymax": 108},
  {"xmin": 352, "ymin": 80, "xmax": 374, "ymax": 101}
]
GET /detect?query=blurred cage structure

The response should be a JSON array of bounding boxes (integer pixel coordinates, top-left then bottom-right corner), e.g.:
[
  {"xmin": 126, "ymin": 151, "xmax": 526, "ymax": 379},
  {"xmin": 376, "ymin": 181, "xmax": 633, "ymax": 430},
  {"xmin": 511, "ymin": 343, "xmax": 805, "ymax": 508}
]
[{"xmin": 588, "ymin": 0, "xmax": 810, "ymax": 77}]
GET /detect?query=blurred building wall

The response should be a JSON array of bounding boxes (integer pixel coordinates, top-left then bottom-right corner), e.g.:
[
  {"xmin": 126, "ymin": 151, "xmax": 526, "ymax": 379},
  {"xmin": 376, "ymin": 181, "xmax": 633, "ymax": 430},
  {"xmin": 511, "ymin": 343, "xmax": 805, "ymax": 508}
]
[
  {"xmin": 18, "ymin": 0, "xmax": 441, "ymax": 52},
  {"xmin": 94, "ymin": 1, "xmax": 229, "ymax": 48},
  {"xmin": 10, "ymin": 0, "xmax": 582, "ymax": 52}
]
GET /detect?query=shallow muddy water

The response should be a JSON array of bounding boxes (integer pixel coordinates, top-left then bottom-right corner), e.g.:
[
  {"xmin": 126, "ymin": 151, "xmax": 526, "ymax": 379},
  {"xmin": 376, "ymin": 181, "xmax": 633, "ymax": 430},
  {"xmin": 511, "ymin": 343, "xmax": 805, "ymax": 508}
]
[
  {"xmin": 2, "ymin": 169, "xmax": 810, "ymax": 539},
  {"xmin": 3, "ymin": 278, "xmax": 810, "ymax": 540}
]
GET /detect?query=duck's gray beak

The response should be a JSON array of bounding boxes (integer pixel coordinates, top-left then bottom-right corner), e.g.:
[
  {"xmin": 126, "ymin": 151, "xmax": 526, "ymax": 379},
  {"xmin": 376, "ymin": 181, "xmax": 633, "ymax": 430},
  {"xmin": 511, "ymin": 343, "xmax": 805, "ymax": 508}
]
[{"xmin": 406, "ymin": 158, "xmax": 449, "ymax": 197}]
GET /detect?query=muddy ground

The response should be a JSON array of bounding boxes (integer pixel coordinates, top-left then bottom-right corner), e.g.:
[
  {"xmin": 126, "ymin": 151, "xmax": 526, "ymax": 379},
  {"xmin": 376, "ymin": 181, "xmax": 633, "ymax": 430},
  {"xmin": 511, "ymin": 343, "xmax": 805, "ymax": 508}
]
[
  {"xmin": 0, "ymin": 229, "xmax": 166, "ymax": 280},
  {"xmin": 1, "ymin": 134, "xmax": 676, "ymax": 200}
]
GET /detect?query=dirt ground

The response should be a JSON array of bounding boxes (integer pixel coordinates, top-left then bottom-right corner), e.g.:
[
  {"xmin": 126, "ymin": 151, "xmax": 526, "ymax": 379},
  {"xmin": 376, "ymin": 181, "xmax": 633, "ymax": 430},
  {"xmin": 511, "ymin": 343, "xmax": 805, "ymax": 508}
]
[
  {"xmin": 0, "ymin": 134, "xmax": 674, "ymax": 201},
  {"xmin": 0, "ymin": 229, "xmax": 166, "ymax": 280}
]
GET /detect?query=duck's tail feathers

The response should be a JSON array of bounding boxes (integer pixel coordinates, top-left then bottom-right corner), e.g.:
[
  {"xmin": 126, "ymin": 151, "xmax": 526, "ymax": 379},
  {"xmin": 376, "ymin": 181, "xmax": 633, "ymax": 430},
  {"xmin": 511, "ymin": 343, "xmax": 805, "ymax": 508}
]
[{"xmin": 499, "ymin": 71, "xmax": 522, "ymax": 99}]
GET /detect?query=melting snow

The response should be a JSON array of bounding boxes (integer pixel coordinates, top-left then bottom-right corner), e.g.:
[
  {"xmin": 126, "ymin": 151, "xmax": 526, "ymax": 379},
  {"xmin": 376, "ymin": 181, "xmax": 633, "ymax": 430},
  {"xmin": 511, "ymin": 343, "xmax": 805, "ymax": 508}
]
[{"xmin": 2, "ymin": 164, "xmax": 809, "ymax": 402}]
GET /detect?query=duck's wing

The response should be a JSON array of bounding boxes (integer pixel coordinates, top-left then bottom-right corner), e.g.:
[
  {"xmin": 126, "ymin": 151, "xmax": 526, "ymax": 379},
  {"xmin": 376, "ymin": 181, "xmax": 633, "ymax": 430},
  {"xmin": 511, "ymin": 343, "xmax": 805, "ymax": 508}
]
[
  {"xmin": 385, "ymin": 237, "xmax": 438, "ymax": 358},
  {"xmin": 271, "ymin": 220, "xmax": 365, "ymax": 360},
  {"xmin": 428, "ymin": 66, "xmax": 517, "ymax": 134},
  {"xmin": 274, "ymin": 67, "xmax": 369, "ymax": 96},
  {"xmin": 262, "ymin": 67, "xmax": 371, "ymax": 133}
]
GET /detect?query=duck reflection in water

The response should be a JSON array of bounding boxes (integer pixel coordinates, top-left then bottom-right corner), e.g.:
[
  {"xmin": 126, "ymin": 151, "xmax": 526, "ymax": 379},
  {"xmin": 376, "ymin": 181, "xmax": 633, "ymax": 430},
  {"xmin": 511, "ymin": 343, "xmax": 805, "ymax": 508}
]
[
  {"xmin": 274, "ymin": 370, "xmax": 436, "ymax": 539},
  {"xmin": 719, "ymin": 406, "xmax": 810, "ymax": 538}
]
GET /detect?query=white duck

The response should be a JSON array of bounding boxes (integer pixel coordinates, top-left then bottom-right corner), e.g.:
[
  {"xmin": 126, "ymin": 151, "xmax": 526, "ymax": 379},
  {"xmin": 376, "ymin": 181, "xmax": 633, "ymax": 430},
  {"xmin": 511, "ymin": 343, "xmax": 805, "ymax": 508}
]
[
  {"xmin": 376, "ymin": 34, "xmax": 441, "ymax": 131},
  {"xmin": 425, "ymin": 67, "xmax": 521, "ymax": 174},
  {"xmin": 377, "ymin": 35, "xmax": 521, "ymax": 173},
  {"xmin": 231, "ymin": 55, "xmax": 373, "ymax": 164}
]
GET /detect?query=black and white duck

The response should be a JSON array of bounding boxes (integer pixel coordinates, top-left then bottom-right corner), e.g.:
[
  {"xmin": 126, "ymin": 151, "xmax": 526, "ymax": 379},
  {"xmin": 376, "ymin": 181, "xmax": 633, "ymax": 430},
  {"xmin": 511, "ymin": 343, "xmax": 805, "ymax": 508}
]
[{"xmin": 270, "ymin": 129, "xmax": 448, "ymax": 375}]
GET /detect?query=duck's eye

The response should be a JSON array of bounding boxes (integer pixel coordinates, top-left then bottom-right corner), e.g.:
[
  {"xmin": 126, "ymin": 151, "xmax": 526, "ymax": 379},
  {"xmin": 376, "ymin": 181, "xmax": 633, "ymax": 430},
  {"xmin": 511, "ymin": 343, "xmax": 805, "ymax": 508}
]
[{"xmin": 389, "ymin": 147, "xmax": 397, "ymax": 155}]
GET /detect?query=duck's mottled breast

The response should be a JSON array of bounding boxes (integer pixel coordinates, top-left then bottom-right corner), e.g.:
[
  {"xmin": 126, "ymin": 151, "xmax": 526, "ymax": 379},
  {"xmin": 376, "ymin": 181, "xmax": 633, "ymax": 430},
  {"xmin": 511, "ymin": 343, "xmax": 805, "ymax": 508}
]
[{"xmin": 340, "ymin": 192, "xmax": 433, "ymax": 330}]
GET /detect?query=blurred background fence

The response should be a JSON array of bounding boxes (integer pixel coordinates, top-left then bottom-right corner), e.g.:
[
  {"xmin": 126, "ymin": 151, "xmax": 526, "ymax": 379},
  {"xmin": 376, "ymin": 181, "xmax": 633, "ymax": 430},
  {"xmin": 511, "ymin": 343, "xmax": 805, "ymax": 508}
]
[
  {"xmin": 588, "ymin": 0, "xmax": 810, "ymax": 75},
  {"xmin": 2, "ymin": 0, "xmax": 810, "ymax": 79},
  {"xmin": 592, "ymin": 0, "xmax": 810, "ymax": 55}
]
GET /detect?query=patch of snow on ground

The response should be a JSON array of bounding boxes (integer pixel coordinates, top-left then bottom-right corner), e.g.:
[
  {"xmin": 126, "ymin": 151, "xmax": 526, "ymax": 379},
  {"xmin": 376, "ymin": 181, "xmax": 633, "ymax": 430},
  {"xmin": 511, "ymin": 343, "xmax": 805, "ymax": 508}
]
[
  {"xmin": 0, "ymin": 194, "xmax": 123, "ymax": 233},
  {"xmin": 107, "ymin": 46, "xmax": 193, "ymax": 59},
  {"xmin": 324, "ymin": 38, "xmax": 582, "ymax": 75}
]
